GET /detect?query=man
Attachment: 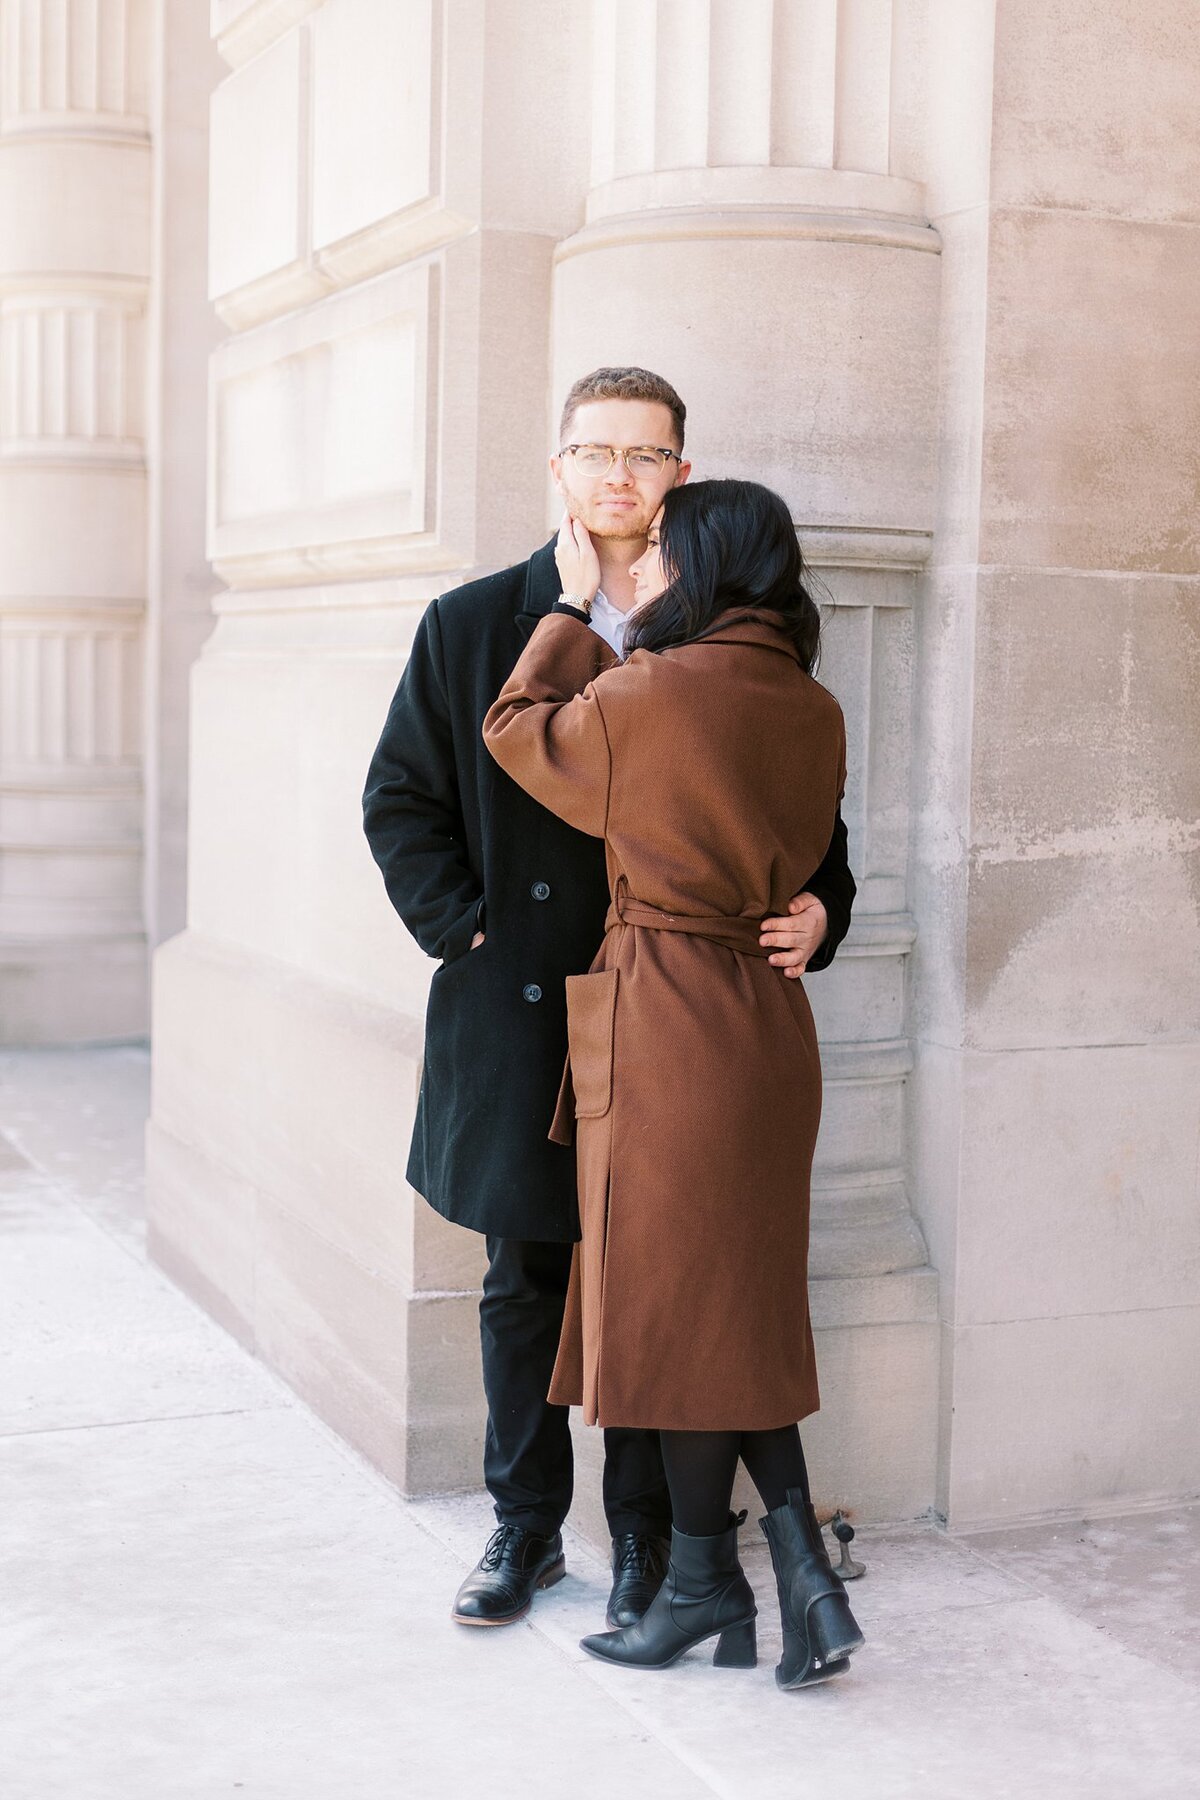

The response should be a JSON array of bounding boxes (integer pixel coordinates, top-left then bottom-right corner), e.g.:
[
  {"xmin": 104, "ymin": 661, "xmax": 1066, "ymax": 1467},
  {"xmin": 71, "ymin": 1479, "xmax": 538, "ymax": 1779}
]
[{"xmin": 362, "ymin": 366, "xmax": 855, "ymax": 1630}]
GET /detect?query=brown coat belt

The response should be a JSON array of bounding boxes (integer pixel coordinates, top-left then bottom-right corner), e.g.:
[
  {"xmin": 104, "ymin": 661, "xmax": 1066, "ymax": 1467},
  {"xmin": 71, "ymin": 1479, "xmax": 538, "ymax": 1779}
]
[{"xmin": 604, "ymin": 882, "xmax": 774, "ymax": 959}]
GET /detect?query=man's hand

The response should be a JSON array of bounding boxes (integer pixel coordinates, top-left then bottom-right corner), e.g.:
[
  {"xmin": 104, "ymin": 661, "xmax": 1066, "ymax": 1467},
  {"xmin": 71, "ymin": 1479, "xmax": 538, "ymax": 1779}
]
[
  {"xmin": 470, "ymin": 931, "xmax": 485, "ymax": 950},
  {"xmin": 759, "ymin": 893, "xmax": 828, "ymax": 978}
]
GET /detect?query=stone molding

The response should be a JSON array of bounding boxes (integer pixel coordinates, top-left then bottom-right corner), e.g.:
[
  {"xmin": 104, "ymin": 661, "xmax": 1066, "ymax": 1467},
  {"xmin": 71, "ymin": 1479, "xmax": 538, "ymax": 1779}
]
[
  {"xmin": 211, "ymin": 0, "xmax": 324, "ymax": 70},
  {"xmin": 207, "ymin": 261, "xmax": 435, "ymax": 587},
  {"xmin": 558, "ymin": 205, "xmax": 942, "ymax": 265},
  {"xmin": 585, "ymin": 165, "xmax": 929, "ymax": 226}
]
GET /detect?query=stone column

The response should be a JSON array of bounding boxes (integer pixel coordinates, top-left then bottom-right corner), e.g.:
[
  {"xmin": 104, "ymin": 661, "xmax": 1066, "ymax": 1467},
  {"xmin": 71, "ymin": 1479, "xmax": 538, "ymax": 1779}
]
[
  {"xmin": 147, "ymin": 0, "xmax": 592, "ymax": 1492},
  {"xmin": 554, "ymin": 0, "xmax": 940, "ymax": 1520},
  {"xmin": 0, "ymin": 0, "xmax": 152, "ymax": 1041}
]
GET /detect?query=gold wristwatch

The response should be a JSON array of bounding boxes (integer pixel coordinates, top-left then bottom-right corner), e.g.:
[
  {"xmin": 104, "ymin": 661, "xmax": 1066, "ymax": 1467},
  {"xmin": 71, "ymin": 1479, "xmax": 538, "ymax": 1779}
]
[{"xmin": 556, "ymin": 592, "xmax": 594, "ymax": 618}]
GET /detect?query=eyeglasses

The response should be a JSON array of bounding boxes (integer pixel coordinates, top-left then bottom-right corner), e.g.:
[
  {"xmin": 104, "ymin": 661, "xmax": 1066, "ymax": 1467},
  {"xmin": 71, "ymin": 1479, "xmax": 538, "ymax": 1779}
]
[{"xmin": 560, "ymin": 443, "xmax": 683, "ymax": 477}]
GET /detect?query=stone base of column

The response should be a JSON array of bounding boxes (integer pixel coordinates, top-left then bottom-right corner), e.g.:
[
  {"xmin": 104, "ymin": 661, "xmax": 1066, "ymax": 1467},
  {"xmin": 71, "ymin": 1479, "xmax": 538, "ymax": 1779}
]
[
  {"xmin": 0, "ymin": 935, "xmax": 147, "ymax": 1045},
  {"xmin": 568, "ymin": 1268, "xmax": 940, "ymax": 1551},
  {"xmin": 146, "ymin": 929, "xmax": 488, "ymax": 1494}
]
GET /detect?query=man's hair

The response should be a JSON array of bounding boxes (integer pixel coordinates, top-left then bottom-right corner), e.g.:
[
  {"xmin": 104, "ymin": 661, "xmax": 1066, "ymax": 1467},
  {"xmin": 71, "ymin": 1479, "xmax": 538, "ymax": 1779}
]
[{"xmin": 558, "ymin": 366, "xmax": 686, "ymax": 450}]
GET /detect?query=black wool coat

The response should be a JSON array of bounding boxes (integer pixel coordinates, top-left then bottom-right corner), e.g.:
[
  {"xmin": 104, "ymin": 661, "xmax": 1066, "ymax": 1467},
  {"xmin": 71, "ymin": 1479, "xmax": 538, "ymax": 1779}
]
[{"xmin": 362, "ymin": 537, "xmax": 857, "ymax": 1243}]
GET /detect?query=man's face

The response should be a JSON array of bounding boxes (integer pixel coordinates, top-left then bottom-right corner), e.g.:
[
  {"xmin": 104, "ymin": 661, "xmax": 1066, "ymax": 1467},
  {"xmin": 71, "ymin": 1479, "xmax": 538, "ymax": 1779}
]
[{"xmin": 550, "ymin": 399, "xmax": 690, "ymax": 542}]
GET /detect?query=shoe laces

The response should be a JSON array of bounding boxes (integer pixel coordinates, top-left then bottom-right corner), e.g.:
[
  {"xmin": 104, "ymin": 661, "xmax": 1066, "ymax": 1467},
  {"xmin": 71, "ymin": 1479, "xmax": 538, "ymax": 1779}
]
[
  {"xmin": 480, "ymin": 1524, "xmax": 524, "ymax": 1570},
  {"xmin": 614, "ymin": 1534, "xmax": 659, "ymax": 1577}
]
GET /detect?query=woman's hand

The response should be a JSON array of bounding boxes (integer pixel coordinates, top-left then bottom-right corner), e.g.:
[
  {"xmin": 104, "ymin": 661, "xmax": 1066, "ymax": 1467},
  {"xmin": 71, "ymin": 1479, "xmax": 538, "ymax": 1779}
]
[{"xmin": 555, "ymin": 511, "xmax": 601, "ymax": 603}]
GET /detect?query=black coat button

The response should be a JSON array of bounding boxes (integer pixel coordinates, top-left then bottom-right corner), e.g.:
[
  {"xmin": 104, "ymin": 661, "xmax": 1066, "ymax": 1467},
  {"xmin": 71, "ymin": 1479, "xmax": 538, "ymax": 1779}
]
[
  {"xmin": 522, "ymin": 983, "xmax": 543, "ymax": 1003},
  {"xmin": 531, "ymin": 881, "xmax": 551, "ymax": 901}
]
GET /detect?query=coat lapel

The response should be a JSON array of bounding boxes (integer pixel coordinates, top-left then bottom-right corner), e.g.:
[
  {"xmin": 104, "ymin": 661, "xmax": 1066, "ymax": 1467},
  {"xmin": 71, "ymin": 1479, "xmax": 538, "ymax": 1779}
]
[{"xmin": 515, "ymin": 536, "xmax": 561, "ymax": 644}]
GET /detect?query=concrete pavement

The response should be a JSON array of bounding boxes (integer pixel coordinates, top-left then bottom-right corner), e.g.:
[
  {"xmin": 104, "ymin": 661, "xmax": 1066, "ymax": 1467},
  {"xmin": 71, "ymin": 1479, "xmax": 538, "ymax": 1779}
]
[{"xmin": 2, "ymin": 1047, "xmax": 1198, "ymax": 1799}]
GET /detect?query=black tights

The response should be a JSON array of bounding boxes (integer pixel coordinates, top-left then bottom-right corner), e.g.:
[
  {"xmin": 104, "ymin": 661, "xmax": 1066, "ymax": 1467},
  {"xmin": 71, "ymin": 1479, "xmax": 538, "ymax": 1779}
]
[{"xmin": 659, "ymin": 1425, "xmax": 813, "ymax": 1537}]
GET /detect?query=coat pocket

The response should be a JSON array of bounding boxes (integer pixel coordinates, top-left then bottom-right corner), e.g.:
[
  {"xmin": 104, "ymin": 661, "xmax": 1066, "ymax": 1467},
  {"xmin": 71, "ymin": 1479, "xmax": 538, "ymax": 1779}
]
[{"xmin": 564, "ymin": 969, "xmax": 619, "ymax": 1119}]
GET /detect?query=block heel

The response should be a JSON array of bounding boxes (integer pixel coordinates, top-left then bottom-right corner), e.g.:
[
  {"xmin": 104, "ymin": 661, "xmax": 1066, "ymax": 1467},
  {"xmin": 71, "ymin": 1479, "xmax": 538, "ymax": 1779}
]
[
  {"xmin": 807, "ymin": 1590, "xmax": 865, "ymax": 1664},
  {"xmin": 712, "ymin": 1617, "xmax": 758, "ymax": 1668}
]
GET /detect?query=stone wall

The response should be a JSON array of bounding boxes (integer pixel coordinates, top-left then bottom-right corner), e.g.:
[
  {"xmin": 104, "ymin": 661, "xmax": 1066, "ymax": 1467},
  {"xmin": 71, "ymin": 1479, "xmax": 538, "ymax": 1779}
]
[{"xmin": 7, "ymin": 0, "xmax": 1194, "ymax": 1532}]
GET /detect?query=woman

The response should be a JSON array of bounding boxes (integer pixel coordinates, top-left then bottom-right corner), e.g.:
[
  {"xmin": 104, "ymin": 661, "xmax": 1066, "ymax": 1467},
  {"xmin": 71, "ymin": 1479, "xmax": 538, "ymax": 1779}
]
[{"xmin": 482, "ymin": 479, "xmax": 864, "ymax": 1690}]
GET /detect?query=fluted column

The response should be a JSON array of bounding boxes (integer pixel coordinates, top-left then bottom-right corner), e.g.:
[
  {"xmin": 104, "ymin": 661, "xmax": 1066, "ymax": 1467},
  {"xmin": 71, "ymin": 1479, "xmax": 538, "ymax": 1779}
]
[
  {"xmin": 554, "ymin": 0, "xmax": 939, "ymax": 1516},
  {"xmin": 0, "ymin": 0, "xmax": 151, "ymax": 1040}
]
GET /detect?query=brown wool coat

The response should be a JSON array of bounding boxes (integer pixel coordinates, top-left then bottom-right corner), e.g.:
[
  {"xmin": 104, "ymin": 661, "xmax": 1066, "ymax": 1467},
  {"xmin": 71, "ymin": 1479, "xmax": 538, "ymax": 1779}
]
[{"xmin": 483, "ymin": 609, "xmax": 848, "ymax": 1432}]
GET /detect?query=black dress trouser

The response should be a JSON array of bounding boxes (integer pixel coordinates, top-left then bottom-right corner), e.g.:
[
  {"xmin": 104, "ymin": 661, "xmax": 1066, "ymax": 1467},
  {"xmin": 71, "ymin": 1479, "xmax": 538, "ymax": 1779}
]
[{"xmin": 481, "ymin": 1236, "xmax": 672, "ymax": 1541}]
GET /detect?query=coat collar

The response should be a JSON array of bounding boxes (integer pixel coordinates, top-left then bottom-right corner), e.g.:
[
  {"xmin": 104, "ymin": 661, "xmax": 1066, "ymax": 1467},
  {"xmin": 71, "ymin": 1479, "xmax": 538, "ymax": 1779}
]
[
  {"xmin": 515, "ymin": 536, "xmax": 561, "ymax": 641},
  {"xmin": 515, "ymin": 550, "xmax": 801, "ymax": 666},
  {"xmin": 690, "ymin": 609, "xmax": 804, "ymax": 664}
]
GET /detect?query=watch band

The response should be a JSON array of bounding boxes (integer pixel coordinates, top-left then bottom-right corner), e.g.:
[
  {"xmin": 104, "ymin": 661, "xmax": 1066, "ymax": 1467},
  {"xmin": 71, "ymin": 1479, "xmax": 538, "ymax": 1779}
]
[{"xmin": 556, "ymin": 591, "xmax": 594, "ymax": 618}]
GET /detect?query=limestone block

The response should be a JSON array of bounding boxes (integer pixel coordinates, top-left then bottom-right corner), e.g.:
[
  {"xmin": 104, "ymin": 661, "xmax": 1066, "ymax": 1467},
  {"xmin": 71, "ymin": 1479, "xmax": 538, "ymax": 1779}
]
[
  {"xmin": 806, "ymin": 938, "xmax": 907, "ymax": 1046},
  {"xmin": 208, "ymin": 263, "xmax": 431, "ymax": 582},
  {"xmin": 404, "ymin": 1289, "xmax": 488, "ymax": 1495},
  {"xmin": 184, "ymin": 633, "xmax": 435, "ymax": 1011},
  {"xmin": 149, "ymin": 926, "xmax": 489, "ymax": 1493},
  {"xmin": 0, "ymin": 843, "xmax": 140, "ymax": 925},
  {"xmin": 412, "ymin": 1189, "xmax": 487, "ymax": 1298},
  {"xmin": 0, "ymin": 140, "xmax": 150, "ymax": 280},
  {"xmin": 0, "ymin": 468, "xmax": 146, "ymax": 599},
  {"xmin": 0, "ymin": 934, "xmax": 146, "ymax": 1043},
  {"xmin": 439, "ymin": 229, "xmax": 558, "ymax": 573},
  {"xmin": 953, "ymin": 1043, "xmax": 1200, "ymax": 1327},
  {"xmin": 943, "ymin": 1304, "xmax": 1200, "ymax": 1527},
  {"xmin": 208, "ymin": 28, "xmax": 305, "ymax": 303},
  {"xmin": 0, "ymin": 780, "xmax": 141, "ymax": 848},
  {"xmin": 251, "ymin": 1190, "xmax": 411, "ymax": 1488},
  {"xmin": 980, "ymin": 208, "xmax": 1200, "ymax": 575},
  {"xmin": 553, "ymin": 229, "xmax": 940, "ymax": 536},
  {"xmin": 145, "ymin": 1119, "xmax": 257, "ymax": 1348},
  {"xmin": 965, "ymin": 570, "xmax": 1200, "ymax": 1046},
  {"xmin": 150, "ymin": 932, "xmax": 426, "ymax": 1291},
  {"xmin": 309, "ymin": 0, "xmax": 434, "ymax": 255},
  {"xmin": 991, "ymin": 0, "xmax": 1200, "ymax": 223},
  {"xmin": 814, "ymin": 1062, "xmax": 904, "ymax": 1183}
]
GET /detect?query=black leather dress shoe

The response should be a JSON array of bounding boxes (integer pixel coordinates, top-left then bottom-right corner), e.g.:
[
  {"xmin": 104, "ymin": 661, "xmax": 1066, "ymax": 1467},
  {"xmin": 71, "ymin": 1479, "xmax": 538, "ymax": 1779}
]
[
  {"xmin": 607, "ymin": 1532, "xmax": 671, "ymax": 1628},
  {"xmin": 451, "ymin": 1524, "xmax": 566, "ymax": 1626}
]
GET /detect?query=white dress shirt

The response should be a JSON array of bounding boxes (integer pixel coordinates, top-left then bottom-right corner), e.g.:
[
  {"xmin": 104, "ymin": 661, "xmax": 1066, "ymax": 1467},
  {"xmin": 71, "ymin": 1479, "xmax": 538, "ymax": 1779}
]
[{"xmin": 587, "ymin": 588, "xmax": 633, "ymax": 659}]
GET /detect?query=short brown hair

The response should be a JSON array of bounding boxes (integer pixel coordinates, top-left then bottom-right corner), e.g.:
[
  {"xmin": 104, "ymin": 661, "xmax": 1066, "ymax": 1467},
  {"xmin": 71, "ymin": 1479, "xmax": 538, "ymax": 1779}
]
[{"xmin": 559, "ymin": 366, "xmax": 686, "ymax": 450}]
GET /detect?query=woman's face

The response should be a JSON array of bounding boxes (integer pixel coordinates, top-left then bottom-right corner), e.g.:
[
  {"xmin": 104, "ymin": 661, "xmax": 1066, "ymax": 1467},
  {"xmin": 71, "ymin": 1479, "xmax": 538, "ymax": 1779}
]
[{"xmin": 629, "ymin": 508, "xmax": 668, "ymax": 607}]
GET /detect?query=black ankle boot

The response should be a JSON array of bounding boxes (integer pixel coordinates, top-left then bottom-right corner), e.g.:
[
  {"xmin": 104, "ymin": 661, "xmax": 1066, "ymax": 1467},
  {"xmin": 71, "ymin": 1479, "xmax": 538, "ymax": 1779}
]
[
  {"xmin": 580, "ymin": 1513, "xmax": 757, "ymax": 1670},
  {"xmin": 759, "ymin": 1489, "xmax": 865, "ymax": 1689}
]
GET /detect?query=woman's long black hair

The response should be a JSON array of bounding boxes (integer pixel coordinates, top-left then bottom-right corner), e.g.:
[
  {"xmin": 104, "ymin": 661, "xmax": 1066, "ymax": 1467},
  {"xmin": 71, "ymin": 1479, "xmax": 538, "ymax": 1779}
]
[{"xmin": 623, "ymin": 478, "xmax": 824, "ymax": 675}]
